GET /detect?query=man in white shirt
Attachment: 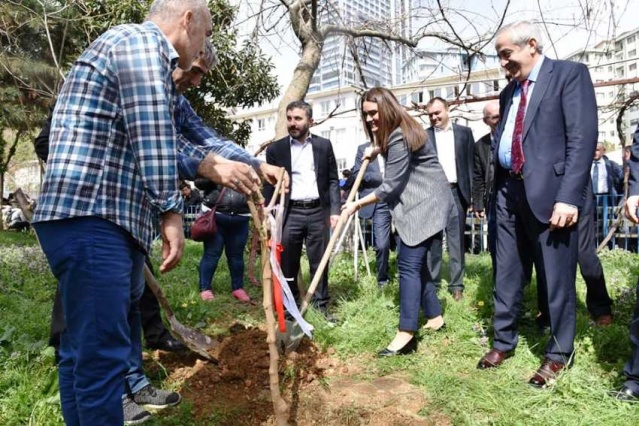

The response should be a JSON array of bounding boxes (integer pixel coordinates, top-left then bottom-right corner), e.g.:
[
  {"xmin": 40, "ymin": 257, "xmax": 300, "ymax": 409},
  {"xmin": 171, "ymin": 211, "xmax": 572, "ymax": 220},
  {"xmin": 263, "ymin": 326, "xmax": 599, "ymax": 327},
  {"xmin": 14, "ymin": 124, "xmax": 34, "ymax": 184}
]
[
  {"xmin": 264, "ymin": 101, "xmax": 341, "ymax": 319},
  {"xmin": 425, "ymin": 97, "xmax": 475, "ymax": 301}
]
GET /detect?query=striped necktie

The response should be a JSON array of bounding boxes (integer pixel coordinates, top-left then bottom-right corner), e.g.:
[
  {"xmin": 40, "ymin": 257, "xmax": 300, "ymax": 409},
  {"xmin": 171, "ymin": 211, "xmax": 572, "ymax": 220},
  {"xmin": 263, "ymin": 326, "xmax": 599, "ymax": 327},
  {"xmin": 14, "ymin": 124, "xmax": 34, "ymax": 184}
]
[{"xmin": 511, "ymin": 80, "xmax": 530, "ymax": 174}]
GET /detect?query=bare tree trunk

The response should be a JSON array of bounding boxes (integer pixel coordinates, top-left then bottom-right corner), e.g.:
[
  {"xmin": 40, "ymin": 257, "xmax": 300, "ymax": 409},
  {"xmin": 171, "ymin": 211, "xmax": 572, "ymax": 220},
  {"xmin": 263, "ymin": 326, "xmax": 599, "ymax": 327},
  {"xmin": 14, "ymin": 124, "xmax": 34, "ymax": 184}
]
[
  {"xmin": 13, "ymin": 188, "xmax": 33, "ymax": 222},
  {"xmin": 274, "ymin": 39, "xmax": 323, "ymax": 138},
  {"xmin": 0, "ymin": 173, "xmax": 5, "ymax": 231}
]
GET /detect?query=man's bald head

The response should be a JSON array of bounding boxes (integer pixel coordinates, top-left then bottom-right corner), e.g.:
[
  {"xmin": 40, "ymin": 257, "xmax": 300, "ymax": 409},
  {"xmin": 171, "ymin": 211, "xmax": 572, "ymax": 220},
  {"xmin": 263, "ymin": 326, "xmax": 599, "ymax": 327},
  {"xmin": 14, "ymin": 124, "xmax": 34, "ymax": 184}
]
[{"xmin": 482, "ymin": 101, "xmax": 500, "ymax": 133}]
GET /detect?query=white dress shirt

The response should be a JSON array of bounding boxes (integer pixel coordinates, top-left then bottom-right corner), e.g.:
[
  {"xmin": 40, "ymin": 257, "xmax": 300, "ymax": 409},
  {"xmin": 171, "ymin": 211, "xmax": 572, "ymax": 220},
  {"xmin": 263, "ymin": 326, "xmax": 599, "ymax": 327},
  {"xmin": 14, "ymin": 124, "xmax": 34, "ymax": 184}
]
[
  {"xmin": 434, "ymin": 124, "xmax": 457, "ymax": 183},
  {"xmin": 591, "ymin": 160, "xmax": 609, "ymax": 194},
  {"xmin": 289, "ymin": 136, "xmax": 320, "ymax": 200}
]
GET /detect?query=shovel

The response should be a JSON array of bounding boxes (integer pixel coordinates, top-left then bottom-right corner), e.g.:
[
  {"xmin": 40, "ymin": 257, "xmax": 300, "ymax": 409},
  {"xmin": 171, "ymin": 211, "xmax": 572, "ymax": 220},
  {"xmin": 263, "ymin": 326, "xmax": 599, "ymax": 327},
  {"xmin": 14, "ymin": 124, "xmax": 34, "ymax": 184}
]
[
  {"xmin": 143, "ymin": 265, "xmax": 219, "ymax": 362},
  {"xmin": 277, "ymin": 159, "xmax": 371, "ymax": 353}
]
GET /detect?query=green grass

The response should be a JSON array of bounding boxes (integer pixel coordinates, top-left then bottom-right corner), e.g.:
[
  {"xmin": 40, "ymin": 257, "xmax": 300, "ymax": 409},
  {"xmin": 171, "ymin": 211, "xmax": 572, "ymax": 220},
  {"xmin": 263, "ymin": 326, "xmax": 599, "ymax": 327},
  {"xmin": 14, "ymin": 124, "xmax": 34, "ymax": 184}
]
[{"xmin": 2, "ymin": 229, "xmax": 639, "ymax": 425}]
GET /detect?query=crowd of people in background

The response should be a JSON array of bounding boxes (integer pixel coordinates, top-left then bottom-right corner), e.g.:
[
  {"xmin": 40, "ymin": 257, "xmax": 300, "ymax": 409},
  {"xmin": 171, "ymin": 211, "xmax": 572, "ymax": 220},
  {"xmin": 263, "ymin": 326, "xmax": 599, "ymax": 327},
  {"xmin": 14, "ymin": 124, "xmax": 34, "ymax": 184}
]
[{"xmin": 17, "ymin": 2, "xmax": 639, "ymax": 422}]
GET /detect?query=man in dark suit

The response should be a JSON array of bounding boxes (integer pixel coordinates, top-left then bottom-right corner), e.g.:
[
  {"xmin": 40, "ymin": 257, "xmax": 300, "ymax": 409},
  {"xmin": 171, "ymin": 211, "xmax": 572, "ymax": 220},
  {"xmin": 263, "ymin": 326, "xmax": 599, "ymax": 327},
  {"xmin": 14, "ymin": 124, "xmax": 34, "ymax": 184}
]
[
  {"xmin": 346, "ymin": 142, "xmax": 392, "ymax": 288},
  {"xmin": 591, "ymin": 142, "xmax": 623, "ymax": 240},
  {"xmin": 617, "ymin": 123, "xmax": 639, "ymax": 401},
  {"xmin": 477, "ymin": 21, "xmax": 598, "ymax": 388},
  {"xmin": 472, "ymin": 101, "xmax": 499, "ymax": 262},
  {"xmin": 264, "ymin": 101, "xmax": 341, "ymax": 317},
  {"xmin": 426, "ymin": 97, "xmax": 474, "ymax": 301}
]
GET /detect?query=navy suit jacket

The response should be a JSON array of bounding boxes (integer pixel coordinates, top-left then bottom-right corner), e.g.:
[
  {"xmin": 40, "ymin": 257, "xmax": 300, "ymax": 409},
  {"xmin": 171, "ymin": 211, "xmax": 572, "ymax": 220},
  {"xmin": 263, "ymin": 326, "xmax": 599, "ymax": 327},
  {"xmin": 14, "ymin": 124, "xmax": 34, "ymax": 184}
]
[
  {"xmin": 591, "ymin": 156, "xmax": 623, "ymax": 196},
  {"xmin": 263, "ymin": 134, "xmax": 341, "ymax": 219},
  {"xmin": 344, "ymin": 142, "xmax": 385, "ymax": 219},
  {"xmin": 495, "ymin": 57, "xmax": 598, "ymax": 222},
  {"xmin": 427, "ymin": 123, "xmax": 474, "ymax": 207},
  {"xmin": 629, "ymin": 124, "xmax": 639, "ymax": 196}
]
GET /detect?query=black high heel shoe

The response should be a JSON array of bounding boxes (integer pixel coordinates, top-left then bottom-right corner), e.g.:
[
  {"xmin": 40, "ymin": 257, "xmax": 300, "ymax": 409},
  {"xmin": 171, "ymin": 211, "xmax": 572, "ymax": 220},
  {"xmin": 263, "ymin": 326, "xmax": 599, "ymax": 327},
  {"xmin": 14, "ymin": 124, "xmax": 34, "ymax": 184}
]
[{"xmin": 377, "ymin": 335, "xmax": 418, "ymax": 357}]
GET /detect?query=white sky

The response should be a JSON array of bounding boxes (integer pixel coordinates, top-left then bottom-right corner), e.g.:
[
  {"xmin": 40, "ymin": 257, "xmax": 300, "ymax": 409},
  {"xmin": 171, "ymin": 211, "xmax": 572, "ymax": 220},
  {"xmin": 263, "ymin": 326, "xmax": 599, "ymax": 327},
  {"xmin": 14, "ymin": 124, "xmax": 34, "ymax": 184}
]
[{"xmin": 232, "ymin": 0, "xmax": 639, "ymax": 92}]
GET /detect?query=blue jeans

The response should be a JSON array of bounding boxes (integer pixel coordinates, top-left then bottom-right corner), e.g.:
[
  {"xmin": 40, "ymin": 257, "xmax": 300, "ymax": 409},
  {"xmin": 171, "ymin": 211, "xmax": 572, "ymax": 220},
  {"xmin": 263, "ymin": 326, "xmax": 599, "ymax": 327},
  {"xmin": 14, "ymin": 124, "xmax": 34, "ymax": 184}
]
[
  {"xmin": 34, "ymin": 216, "xmax": 147, "ymax": 425},
  {"xmin": 198, "ymin": 213, "xmax": 250, "ymax": 292},
  {"xmin": 398, "ymin": 235, "xmax": 442, "ymax": 331},
  {"xmin": 371, "ymin": 203, "xmax": 392, "ymax": 284}
]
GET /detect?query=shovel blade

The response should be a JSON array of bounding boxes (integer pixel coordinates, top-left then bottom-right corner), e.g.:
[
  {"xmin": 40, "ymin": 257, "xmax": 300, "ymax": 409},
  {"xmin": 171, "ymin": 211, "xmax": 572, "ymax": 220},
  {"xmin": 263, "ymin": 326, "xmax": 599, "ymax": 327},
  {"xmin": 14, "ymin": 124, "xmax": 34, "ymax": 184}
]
[
  {"xmin": 275, "ymin": 320, "xmax": 305, "ymax": 355},
  {"xmin": 168, "ymin": 318, "xmax": 219, "ymax": 363}
]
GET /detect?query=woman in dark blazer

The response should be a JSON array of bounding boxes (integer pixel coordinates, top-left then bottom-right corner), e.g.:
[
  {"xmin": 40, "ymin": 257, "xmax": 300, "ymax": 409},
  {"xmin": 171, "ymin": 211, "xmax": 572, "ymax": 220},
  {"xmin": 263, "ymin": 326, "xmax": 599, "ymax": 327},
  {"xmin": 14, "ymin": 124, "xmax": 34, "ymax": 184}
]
[{"xmin": 342, "ymin": 87, "xmax": 454, "ymax": 356}]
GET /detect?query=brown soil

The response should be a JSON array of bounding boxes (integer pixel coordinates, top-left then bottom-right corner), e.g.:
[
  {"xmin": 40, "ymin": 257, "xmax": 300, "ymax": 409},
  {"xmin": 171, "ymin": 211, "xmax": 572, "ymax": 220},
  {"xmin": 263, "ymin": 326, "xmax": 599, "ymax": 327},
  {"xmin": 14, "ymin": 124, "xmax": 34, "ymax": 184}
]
[{"xmin": 146, "ymin": 324, "xmax": 446, "ymax": 425}]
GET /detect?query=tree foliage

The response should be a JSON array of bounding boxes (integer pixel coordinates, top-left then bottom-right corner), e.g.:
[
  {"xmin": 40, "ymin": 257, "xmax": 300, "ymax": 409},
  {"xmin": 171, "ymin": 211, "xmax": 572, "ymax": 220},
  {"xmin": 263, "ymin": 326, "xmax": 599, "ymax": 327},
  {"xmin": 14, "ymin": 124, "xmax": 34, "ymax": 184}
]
[{"xmin": 0, "ymin": 0, "xmax": 279, "ymax": 197}]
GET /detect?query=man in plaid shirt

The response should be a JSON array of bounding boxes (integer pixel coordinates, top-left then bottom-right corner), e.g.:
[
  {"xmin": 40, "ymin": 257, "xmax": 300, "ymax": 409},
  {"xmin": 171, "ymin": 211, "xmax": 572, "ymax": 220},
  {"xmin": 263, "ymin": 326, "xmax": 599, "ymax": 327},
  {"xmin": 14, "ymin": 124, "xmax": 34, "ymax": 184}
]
[{"xmin": 32, "ymin": 1, "xmax": 215, "ymax": 424}]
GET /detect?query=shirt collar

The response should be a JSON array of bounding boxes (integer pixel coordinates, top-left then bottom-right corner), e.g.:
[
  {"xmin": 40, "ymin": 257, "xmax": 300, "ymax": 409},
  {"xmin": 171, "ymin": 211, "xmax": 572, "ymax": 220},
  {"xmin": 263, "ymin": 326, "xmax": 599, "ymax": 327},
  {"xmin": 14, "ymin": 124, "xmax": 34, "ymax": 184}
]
[
  {"xmin": 290, "ymin": 134, "xmax": 312, "ymax": 145},
  {"xmin": 434, "ymin": 122, "xmax": 453, "ymax": 133},
  {"xmin": 525, "ymin": 55, "xmax": 545, "ymax": 84},
  {"xmin": 143, "ymin": 21, "xmax": 180, "ymax": 70}
]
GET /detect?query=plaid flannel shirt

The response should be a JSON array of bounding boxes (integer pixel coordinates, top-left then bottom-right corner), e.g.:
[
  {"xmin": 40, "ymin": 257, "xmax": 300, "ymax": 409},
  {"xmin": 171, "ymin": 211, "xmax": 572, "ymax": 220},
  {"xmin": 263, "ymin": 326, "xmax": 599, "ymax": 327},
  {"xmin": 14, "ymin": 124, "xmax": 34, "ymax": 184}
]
[
  {"xmin": 175, "ymin": 96, "xmax": 262, "ymax": 180},
  {"xmin": 33, "ymin": 22, "xmax": 207, "ymax": 252}
]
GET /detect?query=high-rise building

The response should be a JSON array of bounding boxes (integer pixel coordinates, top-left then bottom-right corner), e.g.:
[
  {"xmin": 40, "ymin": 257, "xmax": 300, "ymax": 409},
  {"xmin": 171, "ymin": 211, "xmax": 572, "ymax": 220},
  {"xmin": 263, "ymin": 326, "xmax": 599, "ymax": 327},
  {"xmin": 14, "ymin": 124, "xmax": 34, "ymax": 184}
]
[
  {"xmin": 392, "ymin": 0, "xmax": 499, "ymax": 85},
  {"xmin": 308, "ymin": 0, "xmax": 393, "ymax": 93},
  {"xmin": 565, "ymin": 27, "xmax": 639, "ymax": 143}
]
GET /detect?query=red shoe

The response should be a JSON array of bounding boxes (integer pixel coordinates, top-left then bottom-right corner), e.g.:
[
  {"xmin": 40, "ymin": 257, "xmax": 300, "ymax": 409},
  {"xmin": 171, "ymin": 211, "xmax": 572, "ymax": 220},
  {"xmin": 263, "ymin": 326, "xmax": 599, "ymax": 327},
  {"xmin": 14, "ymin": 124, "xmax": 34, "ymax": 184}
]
[
  {"xmin": 200, "ymin": 290, "xmax": 214, "ymax": 301},
  {"xmin": 231, "ymin": 289, "xmax": 251, "ymax": 303}
]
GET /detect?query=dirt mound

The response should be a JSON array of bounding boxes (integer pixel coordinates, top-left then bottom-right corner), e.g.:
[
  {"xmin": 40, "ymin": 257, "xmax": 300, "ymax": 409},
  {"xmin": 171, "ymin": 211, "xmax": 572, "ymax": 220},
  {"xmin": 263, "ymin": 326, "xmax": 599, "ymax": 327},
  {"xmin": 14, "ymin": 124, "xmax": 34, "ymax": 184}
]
[{"xmin": 147, "ymin": 325, "xmax": 440, "ymax": 425}]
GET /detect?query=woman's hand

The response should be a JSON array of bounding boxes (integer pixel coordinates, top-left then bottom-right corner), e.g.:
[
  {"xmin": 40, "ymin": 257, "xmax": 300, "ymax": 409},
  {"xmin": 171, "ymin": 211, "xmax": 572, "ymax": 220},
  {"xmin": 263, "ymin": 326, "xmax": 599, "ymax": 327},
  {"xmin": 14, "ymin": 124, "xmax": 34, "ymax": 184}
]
[
  {"xmin": 341, "ymin": 201, "xmax": 360, "ymax": 217},
  {"xmin": 363, "ymin": 146, "xmax": 380, "ymax": 161}
]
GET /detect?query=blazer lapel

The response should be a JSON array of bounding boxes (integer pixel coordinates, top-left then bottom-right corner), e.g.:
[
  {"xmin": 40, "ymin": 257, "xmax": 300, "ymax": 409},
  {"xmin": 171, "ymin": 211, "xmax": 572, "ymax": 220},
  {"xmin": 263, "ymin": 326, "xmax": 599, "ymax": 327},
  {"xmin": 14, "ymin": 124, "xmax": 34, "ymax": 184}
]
[
  {"xmin": 427, "ymin": 127, "xmax": 437, "ymax": 153},
  {"xmin": 523, "ymin": 58, "xmax": 553, "ymax": 141},
  {"xmin": 282, "ymin": 137, "xmax": 292, "ymax": 176},
  {"xmin": 311, "ymin": 135, "xmax": 320, "ymax": 180}
]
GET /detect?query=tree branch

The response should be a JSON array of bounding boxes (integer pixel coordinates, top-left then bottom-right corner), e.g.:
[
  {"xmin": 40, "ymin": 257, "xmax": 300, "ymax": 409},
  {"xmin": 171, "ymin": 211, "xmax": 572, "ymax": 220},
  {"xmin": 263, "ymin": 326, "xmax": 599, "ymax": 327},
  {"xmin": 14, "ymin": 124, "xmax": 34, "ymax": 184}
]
[{"xmin": 321, "ymin": 25, "xmax": 418, "ymax": 47}]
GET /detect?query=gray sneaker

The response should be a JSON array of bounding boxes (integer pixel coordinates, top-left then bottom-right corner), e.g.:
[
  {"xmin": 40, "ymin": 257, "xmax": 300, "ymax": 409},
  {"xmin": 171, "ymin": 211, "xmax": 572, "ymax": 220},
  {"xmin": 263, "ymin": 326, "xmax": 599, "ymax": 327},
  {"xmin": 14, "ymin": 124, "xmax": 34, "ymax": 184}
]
[
  {"xmin": 123, "ymin": 397, "xmax": 152, "ymax": 425},
  {"xmin": 132, "ymin": 384, "xmax": 181, "ymax": 411}
]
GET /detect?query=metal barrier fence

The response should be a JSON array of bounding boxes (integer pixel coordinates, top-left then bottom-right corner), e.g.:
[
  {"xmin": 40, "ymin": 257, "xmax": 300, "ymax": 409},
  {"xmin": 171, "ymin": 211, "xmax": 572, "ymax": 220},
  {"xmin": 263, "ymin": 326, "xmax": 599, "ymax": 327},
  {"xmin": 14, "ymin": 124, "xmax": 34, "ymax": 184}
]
[
  {"xmin": 356, "ymin": 195, "xmax": 638, "ymax": 254},
  {"xmin": 182, "ymin": 195, "xmax": 638, "ymax": 253}
]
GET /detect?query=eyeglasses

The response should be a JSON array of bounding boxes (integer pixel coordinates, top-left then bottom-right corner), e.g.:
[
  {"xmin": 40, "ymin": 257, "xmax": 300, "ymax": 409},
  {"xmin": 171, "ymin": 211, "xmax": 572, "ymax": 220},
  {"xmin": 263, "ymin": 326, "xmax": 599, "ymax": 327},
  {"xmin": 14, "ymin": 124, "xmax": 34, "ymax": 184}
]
[{"xmin": 484, "ymin": 115, "xmax": 500, "ymax": 120}]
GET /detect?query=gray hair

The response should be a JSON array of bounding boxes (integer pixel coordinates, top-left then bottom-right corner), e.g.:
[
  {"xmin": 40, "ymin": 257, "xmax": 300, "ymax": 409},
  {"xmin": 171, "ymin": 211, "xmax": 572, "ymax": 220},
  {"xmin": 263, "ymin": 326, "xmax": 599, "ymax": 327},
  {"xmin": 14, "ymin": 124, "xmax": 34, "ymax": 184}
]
[
  {"xmin": 199, "ymin": 39, "xmax": 218, "ymax": 71},
  {"xmin": 147, "ymin": 0, "xmax": 209, "ymax": 25},
  {"xmin": 286, "ymin": 100, "xmax": 313, "ymax": 119},
  {"xmin": 496, "ymin": 21, "xmax": 544, "ymax": 54}
]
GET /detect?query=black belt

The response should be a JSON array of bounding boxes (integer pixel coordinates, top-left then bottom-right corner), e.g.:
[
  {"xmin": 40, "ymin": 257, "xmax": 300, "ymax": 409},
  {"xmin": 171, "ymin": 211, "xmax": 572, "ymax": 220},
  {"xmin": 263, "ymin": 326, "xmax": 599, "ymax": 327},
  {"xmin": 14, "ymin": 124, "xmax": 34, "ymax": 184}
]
[
  {"xmin": 508, "ymin": 170, "xmax": 524, "ymax": 180},
  {"xmin": 498, "ymin": 167, "xmax": 523, "ymax": 181},
  {"xmin": 290, "ymin": 199, "xmax": 321, "ymax": 209},
  {"xmin": 450, "ymin": 183, "xmax": 458, "ymax": 188}
]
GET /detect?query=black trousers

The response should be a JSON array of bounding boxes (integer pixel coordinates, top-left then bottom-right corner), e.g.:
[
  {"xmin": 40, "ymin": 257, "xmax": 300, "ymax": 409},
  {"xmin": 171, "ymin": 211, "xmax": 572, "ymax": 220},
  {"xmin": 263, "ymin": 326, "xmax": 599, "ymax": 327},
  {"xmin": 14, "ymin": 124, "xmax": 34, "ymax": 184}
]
[
  {"xmin": 49, "ymin": 257, "xmax": 168, "ymax": 350},
  {"xmin": 537, "ymin": 205, "xmax": 613, "ymax": 319},
  {"xmin": 429, "ymin": 186, "xmax": 467, "ymax": 292},
  {"xmin": 281, "ymin": 206, "xmax": 330, "ymax": 308},
  {"xmin": 623, "ymin": 275, "xmax": 639, "ymax": 393}
]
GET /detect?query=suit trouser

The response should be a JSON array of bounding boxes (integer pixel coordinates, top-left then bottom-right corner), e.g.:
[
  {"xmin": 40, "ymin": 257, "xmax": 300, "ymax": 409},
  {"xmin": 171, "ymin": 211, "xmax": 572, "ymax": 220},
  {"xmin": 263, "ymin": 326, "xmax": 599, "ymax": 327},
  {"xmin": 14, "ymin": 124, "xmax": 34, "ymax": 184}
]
[
  {"xmin": 623, "ymin": 275, "xmax": 639, "ymax": 393},
  {"xmin": 536, "ymin": 208, "xmax": 613, "ymax": 319},
  {"xmin": 371, "ymin": 203, "xmax": 392, "ymax": 284},
  {"xmin": 493, "ymin": 174, "xmax": 578, "ymax": 362},
  {"xmin": 35, "ymin": 217, "xmax": 146, "ymax": 426},
  {"xmin": 430, "ymin": 186, "xmax": 466, "ymax": 292},
  {"xmin": 397, "ymin": 234, "xmax": 442, "ymax": 331},
  {"xmin": 49, "ymin": 259, "xmax": 169, "ymax": 352},
  {"xmin": 281, "ymin": 206, "xmax": 330, "ymax": 308}
]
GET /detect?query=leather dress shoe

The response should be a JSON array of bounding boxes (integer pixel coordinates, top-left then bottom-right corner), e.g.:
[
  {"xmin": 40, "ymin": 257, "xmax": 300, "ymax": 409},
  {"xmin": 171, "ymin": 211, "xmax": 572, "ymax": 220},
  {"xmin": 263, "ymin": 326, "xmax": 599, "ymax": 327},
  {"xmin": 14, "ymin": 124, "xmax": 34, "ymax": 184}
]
[
  {"xmin": 594, "ymin": 314, "xmax": 613, "ymax": 327},
  {"xmin": 147, "ymin": 335, "xmax": 187, "ymax": 352},
  {"xmin": 528, "ymin": 358, "xmax": 569, "ymax": 388},
  {"xmin": 477, "ymin": 348, "xmax": 511, "ymax": 369},
  {"xmin": 452, "ymin": 290, "xmax": 463, "ymax": 301},
  {"xmin": 610, "ymin": 385, "xmax": 639, "ymax": 402},
  {"xmin": 377, "ymin": 336, "xmax": 417, "ymax": 357}
]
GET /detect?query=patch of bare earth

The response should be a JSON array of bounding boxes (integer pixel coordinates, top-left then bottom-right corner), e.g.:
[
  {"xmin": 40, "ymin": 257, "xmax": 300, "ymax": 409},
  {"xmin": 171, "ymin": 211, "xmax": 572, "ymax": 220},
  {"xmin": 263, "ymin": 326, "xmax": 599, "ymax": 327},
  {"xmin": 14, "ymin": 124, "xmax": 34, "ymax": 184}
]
[{"xmin": 145, "ymin": 324, "xmax": 449, "ymax": 425}]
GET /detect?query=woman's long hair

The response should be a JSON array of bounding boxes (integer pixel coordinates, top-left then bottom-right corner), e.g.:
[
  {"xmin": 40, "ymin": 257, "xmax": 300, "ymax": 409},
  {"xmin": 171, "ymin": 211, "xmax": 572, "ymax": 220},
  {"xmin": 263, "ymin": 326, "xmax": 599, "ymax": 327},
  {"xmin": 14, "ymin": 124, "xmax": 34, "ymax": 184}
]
[{"xmin": 360, "ymin": 87, "xmax": 426, "ymax": 154}]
